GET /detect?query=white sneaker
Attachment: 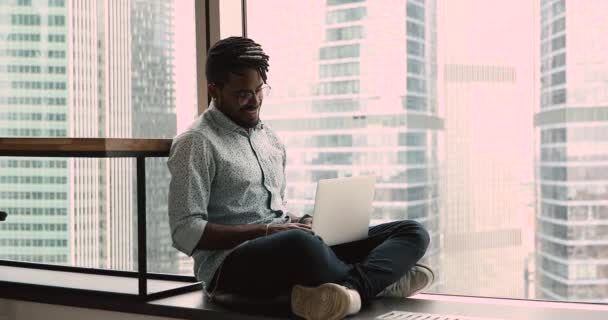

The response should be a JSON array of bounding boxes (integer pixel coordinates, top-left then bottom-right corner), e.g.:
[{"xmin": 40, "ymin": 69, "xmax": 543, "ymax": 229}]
[
  {"xmin": 377, "ymin": 263, "xmax": 435, "ymax": 298},
  {"xmin": 291, "ymin": 283, "xmax": 361, "ymax": 320}
]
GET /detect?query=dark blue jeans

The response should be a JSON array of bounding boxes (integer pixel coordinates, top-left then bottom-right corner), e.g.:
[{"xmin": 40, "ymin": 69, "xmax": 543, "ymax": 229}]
[{"xmin": 212, "ymin": 220, "xmax": 430, "ymax": 304}]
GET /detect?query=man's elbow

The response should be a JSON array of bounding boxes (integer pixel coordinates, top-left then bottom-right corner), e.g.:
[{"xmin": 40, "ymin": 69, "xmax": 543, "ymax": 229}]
[{"xmin": 170, "ymin": 221, "xmax": 207, "ymax": 256}]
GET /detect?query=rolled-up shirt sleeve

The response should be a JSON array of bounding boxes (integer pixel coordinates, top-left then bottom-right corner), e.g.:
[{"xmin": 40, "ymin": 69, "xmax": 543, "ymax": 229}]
[{"xmin": 167, "ymin": 132, "xmax": 215, "ymax": 256}]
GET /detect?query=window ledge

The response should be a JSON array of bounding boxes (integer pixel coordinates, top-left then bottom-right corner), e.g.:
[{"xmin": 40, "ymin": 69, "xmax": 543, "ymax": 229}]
[
  {"xmin": 2, "ymin": 266, "xmax": 608, "ymax": 320},
  {"xmin": 0, "ymin": 265, "xmax": 195, "ymax": 297}
]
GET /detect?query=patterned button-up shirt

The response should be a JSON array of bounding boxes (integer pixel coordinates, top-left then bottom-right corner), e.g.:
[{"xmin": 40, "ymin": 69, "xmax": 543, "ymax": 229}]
[{"xmin": 167, "ymin": 102, "xmax": 289, "ymax": 288}]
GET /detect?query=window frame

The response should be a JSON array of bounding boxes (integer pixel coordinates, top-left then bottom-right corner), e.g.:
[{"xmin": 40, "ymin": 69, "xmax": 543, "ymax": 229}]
[{"xmin": 1, "ymin": 0, "xmax": 608, "ymax": 311}]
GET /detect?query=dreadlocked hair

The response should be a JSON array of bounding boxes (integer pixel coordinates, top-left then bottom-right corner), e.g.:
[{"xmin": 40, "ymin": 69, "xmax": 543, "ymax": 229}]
[{"xmin": 206, "ymin": 37, "xmax": 270, "ymax": 86}]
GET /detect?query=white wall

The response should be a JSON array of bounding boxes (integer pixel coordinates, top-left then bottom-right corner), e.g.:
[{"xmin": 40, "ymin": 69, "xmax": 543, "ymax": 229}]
[{"xmin": 0, "ymin": 299, "xmax": 181, "ymax": 320}]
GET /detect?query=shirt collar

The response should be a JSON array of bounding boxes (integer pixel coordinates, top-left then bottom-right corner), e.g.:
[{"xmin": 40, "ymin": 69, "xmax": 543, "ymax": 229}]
[{"xmin": 207, "ymin": 101, "xmax": 264, "ymax": 134}]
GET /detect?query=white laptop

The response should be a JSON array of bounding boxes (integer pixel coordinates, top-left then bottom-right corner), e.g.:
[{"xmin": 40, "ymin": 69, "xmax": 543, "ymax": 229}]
[{"xmin": 311, "ymin": 175, "xmax": 376, "ymax": 246}]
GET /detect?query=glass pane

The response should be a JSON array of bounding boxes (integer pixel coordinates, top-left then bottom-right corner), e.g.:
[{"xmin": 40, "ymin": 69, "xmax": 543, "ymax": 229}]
[
  {"xmin": 246, "ymin": 0, "xmax": 608, "ymax": 304},
  {"xmin": 247, "ymin": 0, "xmax": 443, "ymax": 292},
  {"xmin": 0, "ymin": 0, "xmax": 197, "ymax": 276}
]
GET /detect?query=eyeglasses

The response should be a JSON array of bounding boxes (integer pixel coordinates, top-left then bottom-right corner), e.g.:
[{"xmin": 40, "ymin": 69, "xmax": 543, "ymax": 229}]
[{"xmin": 231, "ymin": 85, "xmax": 271, "ymax": 106}]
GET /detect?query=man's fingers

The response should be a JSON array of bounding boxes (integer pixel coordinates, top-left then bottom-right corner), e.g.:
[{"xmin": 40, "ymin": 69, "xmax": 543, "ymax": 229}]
[
  {"xmin": 285, "ymin": 223, "xmax": 313, "ymax": 233},
  {"xmin": 292, "ymin": 223, "xmax": 312, "ymax": 229}
]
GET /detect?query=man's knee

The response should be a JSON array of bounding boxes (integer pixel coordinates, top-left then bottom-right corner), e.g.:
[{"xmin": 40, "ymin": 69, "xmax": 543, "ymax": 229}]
[
  {"xmin": 395, "ymin": 220, "xmax": 430, "ymax": 250},
  {"xmin": 280, "ymin": 229, "xmax": 344, "ymax": 285},
  {"xmin": 281, "ymin": 229, "xmax": 325, "ymax": 254},
  {"xmin": 281, "ymin": 229, "xmax": 332, "ymax": 266}
]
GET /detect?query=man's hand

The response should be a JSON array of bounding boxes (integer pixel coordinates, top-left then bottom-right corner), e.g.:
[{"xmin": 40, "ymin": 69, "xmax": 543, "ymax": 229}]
[
  {"xmin": 300, "ymin": 216, "xmax": 313, "ymax": 226},
  {"xmin": 286, "ymin": 212, "xmax": 313, "ymax": 226},
  {"xmin": 266, "ymin": 223, "xmax": 313, "ymax": 236}
]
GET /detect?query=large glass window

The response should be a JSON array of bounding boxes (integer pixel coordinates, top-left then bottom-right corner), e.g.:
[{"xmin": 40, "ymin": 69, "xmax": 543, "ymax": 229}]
[
  {"xmin": 246, "ymin": 0, "xmax": 608, "ymax": 305},
  {"xmin": 0, "ymin": 0, "xmax": 197, "ymax": 276}
]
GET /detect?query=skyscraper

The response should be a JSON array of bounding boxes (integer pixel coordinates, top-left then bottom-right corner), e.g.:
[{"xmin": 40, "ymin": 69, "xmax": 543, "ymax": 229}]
[
  {"xmin": 249, "ymin": 0, "xmax": 442, "ymax": 286},
  {"xmin": 0, "ymin": 0, "xmax": 71, "ymax": 265},
  {"xmin": 535, "ymin": 0, "xmax": 608, "ymax": 302},
  {"xmin": 442, "ymin": 63, "xmax": 526, "ymax": 297},
  {"xmin": 71, "ymin": 0, "xmax": 135, "ymax": 271},
  {"xmin": 130, "ymin": 0, "xmax": 178, "ymax": 274},
  {"xmin": 71, "ymin": 0, "xmax": 177, "ymax": 271},
  {"xmin": 438, "ymin": 0, "xmax": 535, "ymax": 298}
]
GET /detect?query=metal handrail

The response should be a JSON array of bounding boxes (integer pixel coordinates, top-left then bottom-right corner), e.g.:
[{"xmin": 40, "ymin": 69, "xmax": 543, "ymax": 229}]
[
  {"xmin": 0, "ymin": 138, "xmax": 200, "ymax": 300},
  {"xmin": 0, "ymin": 138, "xmax": 172, "ymax": 157}
]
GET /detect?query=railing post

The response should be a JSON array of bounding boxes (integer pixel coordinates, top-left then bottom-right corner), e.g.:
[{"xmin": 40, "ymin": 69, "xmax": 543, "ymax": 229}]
[{"xmin": 136, "ymin": 157, "xmax": 147, "ymax": 298}]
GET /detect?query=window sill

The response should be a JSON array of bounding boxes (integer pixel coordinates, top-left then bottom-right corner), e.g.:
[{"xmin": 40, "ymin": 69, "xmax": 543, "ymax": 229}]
[
  {"xmin": 0, "ymin": 265, "xmax": 194, "ymax": 297},
  {"xmin": 2, "ymin": 266, "xmax": 608, "ymax": 320}
]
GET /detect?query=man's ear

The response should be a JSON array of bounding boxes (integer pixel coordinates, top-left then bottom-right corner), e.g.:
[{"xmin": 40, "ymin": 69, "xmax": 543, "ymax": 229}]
[{"xmin": 208, "ymin": 84, "xmax": 219, "ymax": 100}]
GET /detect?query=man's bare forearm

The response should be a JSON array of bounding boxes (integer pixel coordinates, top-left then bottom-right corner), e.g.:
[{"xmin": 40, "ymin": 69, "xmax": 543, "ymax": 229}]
[{"xmin": 197, "ymin": 222, "xmax": 266, "ymax": 250}]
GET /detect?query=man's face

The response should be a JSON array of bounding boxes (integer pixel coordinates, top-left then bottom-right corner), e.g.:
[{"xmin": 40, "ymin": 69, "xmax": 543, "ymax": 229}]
[{"xmin": 210, "ymin": 68, "xmax": 265, "ymax": 129}]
